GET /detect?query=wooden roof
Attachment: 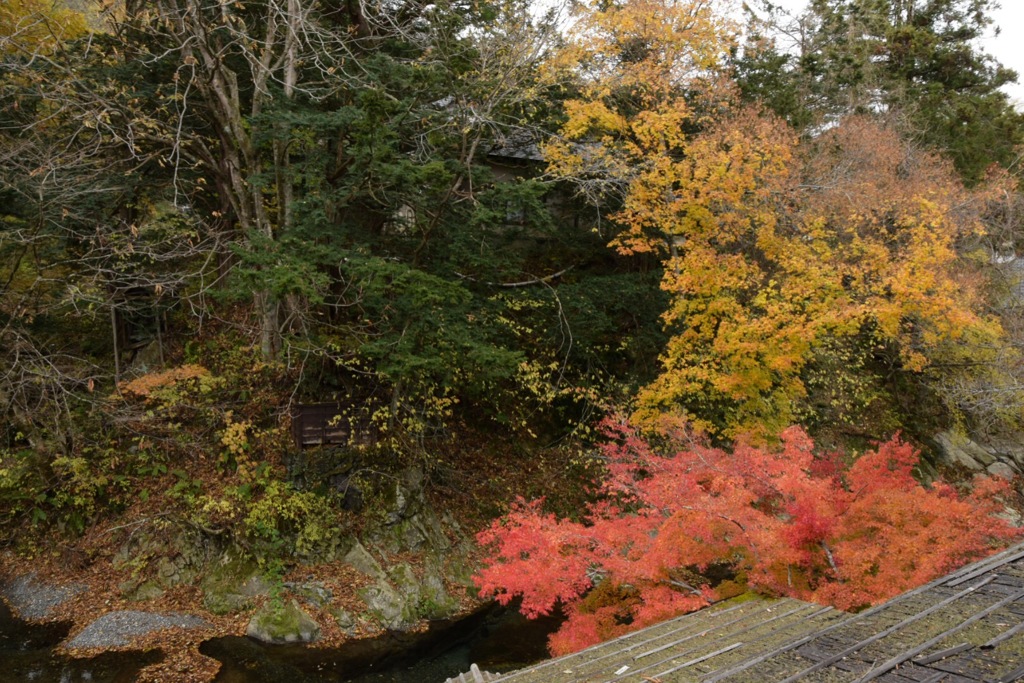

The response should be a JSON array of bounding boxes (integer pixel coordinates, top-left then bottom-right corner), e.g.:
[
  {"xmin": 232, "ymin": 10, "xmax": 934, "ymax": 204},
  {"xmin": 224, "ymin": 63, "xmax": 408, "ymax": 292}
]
[{"xmin": 479, "ymin": 542, "xmax": 1024, "ymax": 683}]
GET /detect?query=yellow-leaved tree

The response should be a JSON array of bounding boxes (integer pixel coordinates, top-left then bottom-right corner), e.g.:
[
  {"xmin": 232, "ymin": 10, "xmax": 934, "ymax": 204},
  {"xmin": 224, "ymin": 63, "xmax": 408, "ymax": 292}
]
[
  {"xmin": 1, "ymin": 0, "xmax": 89, "ymax": 54},
  {"xmin": 544, "ymin": 0, "xmax": 1006, "ymax": 439},
  {"xmin": 638, "ymin": 114, "xmax": 1005, "ymax": 439},
  {"xmin": 543, "ymin": 0, "xmax": 736, "ymax": 214}
]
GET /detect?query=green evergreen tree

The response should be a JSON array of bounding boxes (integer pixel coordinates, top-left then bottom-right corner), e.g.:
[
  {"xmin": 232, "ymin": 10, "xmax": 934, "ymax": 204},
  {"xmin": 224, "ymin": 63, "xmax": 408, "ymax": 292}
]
[
  {"xmin": 1, "ymin": 0, "xmax": 667, "ymax": 450},
  {"xmin": 736, "ymin": 0, "xmax": 1023, "ymax": 183}
]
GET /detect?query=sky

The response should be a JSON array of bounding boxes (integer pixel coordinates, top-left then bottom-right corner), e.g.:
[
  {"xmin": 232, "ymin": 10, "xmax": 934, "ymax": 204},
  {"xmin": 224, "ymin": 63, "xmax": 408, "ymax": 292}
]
[
  {"xmin": 986, "ymin": 2, "xmax": 1024, "ymax": 104},
  {"xmin": 752, "ymin": 0, "xmax": 1024, "ymax": 106}
]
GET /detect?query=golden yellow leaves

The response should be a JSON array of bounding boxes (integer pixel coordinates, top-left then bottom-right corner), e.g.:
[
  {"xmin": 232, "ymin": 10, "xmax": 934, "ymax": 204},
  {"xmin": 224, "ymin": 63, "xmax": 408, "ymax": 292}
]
[
  {"xmin": 631, "ymin": 107, "xmax": 691, "ymax": 152},
  {"xmin": 637, "ymin": 115, "xmax": 1006, "ymax": 439},
  {"xmin": 1, "ymin": 0, "xmax": 89, "ymax": 55},
  {"xmin": 543, "ymin": 0, "xmax": 738, "ymax": 225},
  {"xmin": 561, "ymin": 100, "xmax": 628, "ymax": 140},
  {"xmin": 543, "ymin": 0, "xmax": 1004, "ymax": 439},
  {"xmin": 219, "ymin": 417, "xmax": 250, "ymax": 458},
  {"xmin": 558, "ymin": 0, "xmax": 735, "ymax": 93}
]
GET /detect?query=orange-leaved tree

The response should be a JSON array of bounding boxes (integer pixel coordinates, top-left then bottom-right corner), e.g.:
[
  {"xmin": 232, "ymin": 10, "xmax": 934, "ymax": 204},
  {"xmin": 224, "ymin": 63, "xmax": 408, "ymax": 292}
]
[
  {"xmin": 542, "ymin": 0, "xmax": 1007, "ymax": 440},
  {"xmin": 474, "ymin": 418, "xmax": 1021, "ymax": 655},
  {"xmin": 541, "ymin": 0, "xmax": 815, "ymax": 439},
  {"xmin": 633, "ymin": 115, "xmax": 1007, "ymax": 439}
]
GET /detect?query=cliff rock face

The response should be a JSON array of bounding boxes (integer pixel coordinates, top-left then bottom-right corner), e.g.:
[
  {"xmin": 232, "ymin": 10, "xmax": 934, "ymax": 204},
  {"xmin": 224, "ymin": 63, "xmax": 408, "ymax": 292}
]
[
  {"xmin": 103, "ymin": 465, "xmax": 474, "ymax": 638},
  {"xmin": 347, "ymin": 466, "xmax": 472, "ymax": 631},
  {"xmin": 933, "ymin": 430, "xmax": 1024, "ymax": 478}
]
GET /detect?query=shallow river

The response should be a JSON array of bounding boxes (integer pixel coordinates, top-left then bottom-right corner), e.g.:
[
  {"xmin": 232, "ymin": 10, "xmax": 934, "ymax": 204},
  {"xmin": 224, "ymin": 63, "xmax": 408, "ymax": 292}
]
[
  {"xmin": 0, "ymin": 600, "xmax": 559, "ymax": 683},
  {"xmin": 0, "ymin": 599, "xmax": 160, "ymax": 682}
]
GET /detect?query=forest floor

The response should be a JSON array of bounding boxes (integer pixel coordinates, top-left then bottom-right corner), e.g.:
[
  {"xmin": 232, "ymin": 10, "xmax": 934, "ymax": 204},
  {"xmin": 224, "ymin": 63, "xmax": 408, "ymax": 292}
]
[
  {"xmin": 0, "ymin": 432, "xmax": 591, "ymax": 681},
  {"xmin": 0, "ymin": 536, "xmax": 487, "ymax": 681}
]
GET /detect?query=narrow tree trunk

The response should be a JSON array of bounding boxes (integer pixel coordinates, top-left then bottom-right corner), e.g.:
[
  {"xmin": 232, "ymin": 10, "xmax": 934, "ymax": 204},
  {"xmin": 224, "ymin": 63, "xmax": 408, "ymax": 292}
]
[
  {"xmin": 156, "ymin": 309, "xmax": 165, "ymax": 366},
  {"xmin": 258, "ymin": 291, "xmax": 280, "ymax": 360},
  {"xmin": 110, "ymin": 304, "xmax": 121, "ymax": 385}
]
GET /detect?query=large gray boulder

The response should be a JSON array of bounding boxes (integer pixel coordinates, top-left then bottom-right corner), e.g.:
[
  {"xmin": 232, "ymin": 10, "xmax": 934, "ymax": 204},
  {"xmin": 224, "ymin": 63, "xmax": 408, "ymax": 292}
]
[
  {"xmin": 933, "ymin": 431, "xmax": 993, "ymax": 471},
  {"xmin": 358, "ymin": 580, "xmax": 413, "ymax": 630},
  {"xmin": 933, "ymin": 430, "xmax": 1022, "ymax": 478},
  {"xmin": 343, "ymin": 539, "xmax": 387, "ymax": 580}
]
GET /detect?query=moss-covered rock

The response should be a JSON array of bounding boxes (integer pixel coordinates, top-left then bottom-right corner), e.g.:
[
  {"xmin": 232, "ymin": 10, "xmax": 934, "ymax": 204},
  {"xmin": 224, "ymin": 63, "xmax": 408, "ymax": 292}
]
[
  {"xmin": 246, "ymin": 599, "xmax": 320, "ymax": 644},
  {"xmin": 200, "ymin": 550, "xmax": 271, "ymax": 615},
  {"xmin": 114, "ymin": 529, "xmax": 206, "ymax": 600},
  {"xmin": 418, "ymin": 563, "xmax": 459, "ymax": 619},
  {"xmin": 285, "ymin": 580, "xmax": 333, "ymax": 608},
  {"xmin": 120, "ymin": 579, "xmax": 165, "ymax": 602}
]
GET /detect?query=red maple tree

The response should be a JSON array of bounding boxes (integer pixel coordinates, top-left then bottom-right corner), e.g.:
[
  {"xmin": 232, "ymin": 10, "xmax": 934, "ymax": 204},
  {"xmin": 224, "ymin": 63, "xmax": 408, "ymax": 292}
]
[{"xmin": 474, "ymin": 419, "xmax": 1021, "ymax": 655}]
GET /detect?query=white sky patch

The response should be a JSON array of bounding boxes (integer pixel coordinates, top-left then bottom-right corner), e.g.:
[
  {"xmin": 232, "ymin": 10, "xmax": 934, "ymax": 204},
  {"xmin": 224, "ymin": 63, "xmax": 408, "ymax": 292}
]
[{"xmin": 987, "ymin": 1, "xmax": 1024, "ymax": 106}]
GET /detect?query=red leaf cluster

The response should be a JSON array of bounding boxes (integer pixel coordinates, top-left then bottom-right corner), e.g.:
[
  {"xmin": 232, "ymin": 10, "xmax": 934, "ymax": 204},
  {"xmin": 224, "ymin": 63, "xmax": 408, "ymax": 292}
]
[{"xmin": 474, "ymin": 418, "xmax": 1022, "ymax": 655}]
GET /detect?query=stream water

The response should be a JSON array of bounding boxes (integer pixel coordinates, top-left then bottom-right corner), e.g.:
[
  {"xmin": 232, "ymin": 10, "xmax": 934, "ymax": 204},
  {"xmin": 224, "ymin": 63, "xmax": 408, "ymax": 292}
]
[
  {"xmin": 201, "ymin": 603, "xmax": 562, "ymax": 682},
  {"xmin": 0, "ymin": 600, "xmax": 560, "ymax": 683},
  {"xmin": 0, "ymin": 599, "xmax": 161, "ymax": 682}
]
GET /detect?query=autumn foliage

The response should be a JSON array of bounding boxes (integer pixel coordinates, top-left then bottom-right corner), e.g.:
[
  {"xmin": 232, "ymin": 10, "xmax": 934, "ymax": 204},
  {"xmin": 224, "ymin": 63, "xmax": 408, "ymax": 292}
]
[
  {"xmin": 474, "ymin": 419, "xmax": 1021, "ymax": 655},
  {"xmin": 542, "ymin": 0, "xmax": 1008, "ymax": 440},
  {"xmin": 629, "ymin": 113, "xmax": 1005, "ymax": 440}
]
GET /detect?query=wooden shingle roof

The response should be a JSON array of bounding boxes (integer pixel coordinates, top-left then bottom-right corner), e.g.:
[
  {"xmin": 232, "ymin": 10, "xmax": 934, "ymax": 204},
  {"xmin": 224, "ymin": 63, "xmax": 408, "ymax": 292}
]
[{"xmin": 478, "ymin": 542, "xmax": 1024, "ymax": 683}]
